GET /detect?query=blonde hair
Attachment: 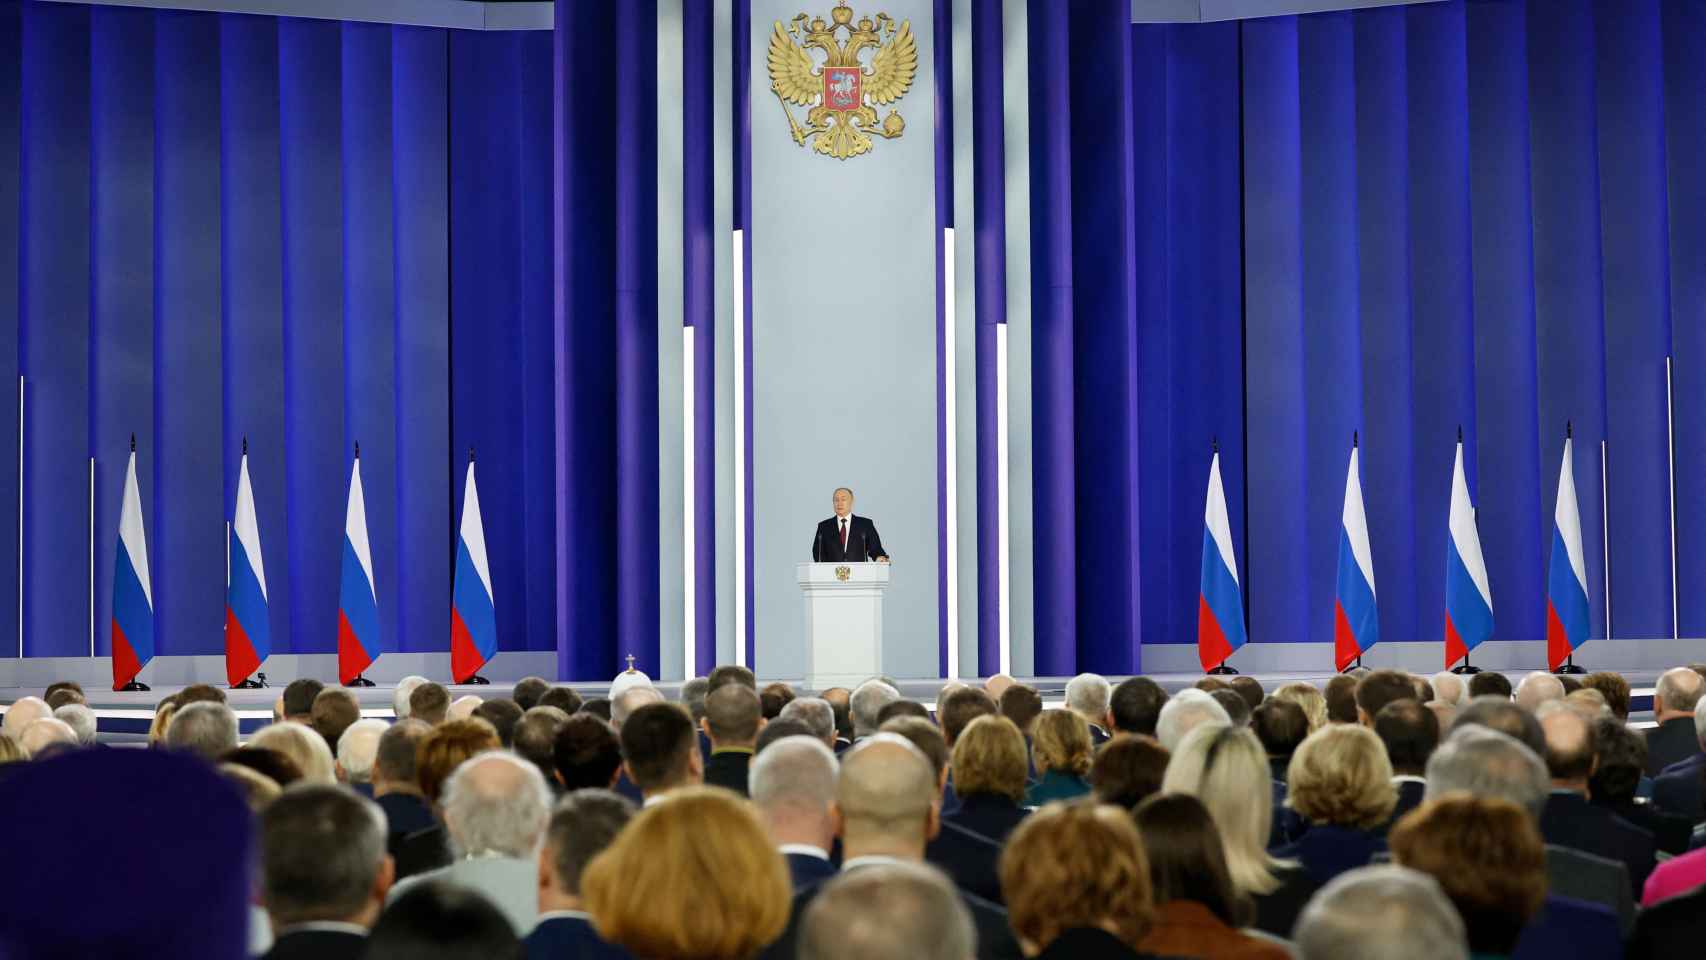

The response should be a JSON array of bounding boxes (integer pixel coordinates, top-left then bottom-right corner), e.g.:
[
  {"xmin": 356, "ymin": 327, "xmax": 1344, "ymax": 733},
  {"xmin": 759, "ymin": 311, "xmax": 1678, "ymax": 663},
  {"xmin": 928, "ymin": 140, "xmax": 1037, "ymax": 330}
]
[
  {"xmin": 0, "ymin": 731, "xmax": 27, "ymax": 764},
  {"xmin": 583, "ymin": 786, "xmax": 791, "ymax": 959},
  {"xmin": 1274, "ymin": 683, "xmax": 1328, "ymax": 733},
  {"xmin": 149, "ymin": 701, "xmax": 179, "ymax": 745},
  {"xmin": 1161, "ymin": 724, "xmax": 1293, "ymax": 895},
  {"xmin": 249, "ymin": 721, "xmax": 337, "ymax": 785},
  {"xmin": 1286, "ymin": 724, "xmax": 1396, "ymax": 830},
  {"xmin": 1031, "ymin": 709, "xmax": 1093, "ymax": 777},
  {"xmin": 951, "ymin": 715, "xmax": 1030, "ymax": 803},
  {"xmin": 1001, "ymin": 801, "xmax": 1154, "ymax": 950},
  {"xmin": 219, "ymin": 762, "xmax": 283, "ymax": 812}
]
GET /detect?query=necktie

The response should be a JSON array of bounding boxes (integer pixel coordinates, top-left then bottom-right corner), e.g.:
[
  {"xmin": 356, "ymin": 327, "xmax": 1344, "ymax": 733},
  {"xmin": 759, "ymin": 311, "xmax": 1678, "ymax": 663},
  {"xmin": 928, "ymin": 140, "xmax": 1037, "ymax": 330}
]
[{"xmin": 839, "ymin": 518, "xmax": 848, "ymax": 552}]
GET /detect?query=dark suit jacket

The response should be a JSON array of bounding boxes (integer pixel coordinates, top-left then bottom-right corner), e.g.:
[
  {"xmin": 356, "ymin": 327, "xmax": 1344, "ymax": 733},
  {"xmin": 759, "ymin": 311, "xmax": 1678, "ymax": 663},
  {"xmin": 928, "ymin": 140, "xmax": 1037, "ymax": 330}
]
[
  {"xmin": 1088, "ymin": 724, "xmax": 1111, "ymax": 748},
  {"xmin": 1644, "ymin": 716, "xmax": 1699, "ymax": 776},
  {"xmin": 925, "ymin": 820, "xmax": 1005, "ymax": 903},
  {"xmin": 261, "ymin": 929, "xmax": 367, "ymax": 960},
  {"xmin": 1514, "ymin": 895, "xmax": 1623, "ymax": 960},
  {"xmin": 613, "ymin": 770, "xmax": 645, "ymax": 805},
  {"xmin": 945, "ymin": 793, "xmax": 1029, "ymax": 844},
  {"xmin": 1270, "ymin": 824, "xmax": 1387, "ymax": 887},
  {"xmin": 1035, "ymin": 928, "xmax": 1149, "ymax": 960},
  {"xmin": 810, "ymin": 514, "xmax": 887, "ymax": 562},
  {"xmin": 704, "ymin": 748, "xmax": 753, "ymax": 797},
  {"xmin": 1651, "ymin": 752, "xmax": 1706, "ymax": 820},
  {"xmin": 757, "ymin": 867, "xmax": 1022, "ymax": 960},
  {"xmin": 1602, "ymin": 797, "xmax": 1693, "ymax": 856},
  {"xmin": 1382, "ymin": 778, "xmax": 1426, "ymax": 832},
  {"xmin": 1628, "ymin": 883, "xmax": 1706, "ymax": 960},
  {"xmin": 525, "ymin": 913, "xmax": 632, "ymax": 960},
  {"xmin": 393, "ymin": 824, "xmax": 452, "ymax": 881},
  {"xmin": 1541, "ymin": 791, "xmax": 1656, "ymax": 896},
  {"xmin": 376, "ymin": 791, "xmax": 435, "ymax": 841},
  {"xmin": 1546, "ymin": 844, "xmax": 1635, "ymax": 935},
  {"xmin": 784, "ymin": 851, "xmax": 837, "ymax": 891},
  {"xmin": 1249, "ymin": 864, "xmax": 1321, "ymax": 939}
]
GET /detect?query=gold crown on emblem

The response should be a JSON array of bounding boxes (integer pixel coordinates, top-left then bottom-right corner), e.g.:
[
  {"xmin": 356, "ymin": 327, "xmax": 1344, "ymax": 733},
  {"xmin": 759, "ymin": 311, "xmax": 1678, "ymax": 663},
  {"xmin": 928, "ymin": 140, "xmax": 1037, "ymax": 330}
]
[{"xmin": 768, "ymin": 2, "xmax": 918, "ymax": 160}]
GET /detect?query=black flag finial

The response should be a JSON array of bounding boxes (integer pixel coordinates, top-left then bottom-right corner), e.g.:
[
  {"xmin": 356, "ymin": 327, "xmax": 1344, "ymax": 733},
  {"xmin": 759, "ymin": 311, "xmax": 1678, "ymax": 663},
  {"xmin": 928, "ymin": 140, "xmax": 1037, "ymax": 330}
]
[
  {"xmin": 468, "ymin": 446, "xmax": 475, "ymax": 464},
  {"xmin": 129, "ymin": 432, "xmax": 135, "ymax": 453},
  {"xmin": 1353, "ymin": 430, "xmax": 1359, "ymax": 448},
  {"xmin": 242, "ymin": 435, "xmax": 248, "ymax": 455},
  {"xmin": 1457, "ymin": 424, "xmax": 1464, "ymax": 443},
  {"xmin": 1212, "ymin": 436, "xmax": 1219, "ymax": 454},
  {"xmin": 354, "ymin": 440, "xmax": 360, "ymax": 460},
  {"xmin": 1567, "ymin": 420, "xmax": 1573, "ymax": 439}
]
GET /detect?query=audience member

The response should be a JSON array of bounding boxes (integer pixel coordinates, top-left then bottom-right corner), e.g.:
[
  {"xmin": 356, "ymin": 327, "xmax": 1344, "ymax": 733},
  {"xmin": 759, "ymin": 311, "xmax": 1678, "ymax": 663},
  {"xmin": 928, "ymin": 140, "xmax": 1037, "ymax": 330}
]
[
  {"xmin": 415, "ymin": 717, "xmax": 502, "ymax": 805},
  {"xmin": 259, "ymin": 785, "xmax": 393, "ymax": 960},
  {"xmin": 761, "ymin": 681, "xmax": 797, "ymax": 719},
  {"xmin": 1108, "ymin": 677, "xmax": 1168, "ymax": 736},
  {"xmin": 1293, "ymin": 866, "xmax": 1468, "ymax": 960},
  {"xmin": 1354, "ymin": 670, "xmax": 1419, "ymax": 724},
  {"xmin": 44, "ymin": 686, "xmax": 84, "ymax": 710},
  {"xmin": 995, "ymin": 683, "xmax": 1043, "ymax": 736},
  {"xmin": 984, "ymin": 672, "xmax": 1015, "ymax": 700},
  {"xmin": 1273, "ymin": 682, "xmax": 1327, "ymax": 733},
  {"xmin": 1, "ymin": 695, "xmax": 50, "ymax": 738},
  {"xmin": 1323, "ymin": 675, "xmax": 1359, "ymax": 724},
  {"xmin": 1537, "ymin": 702, "xmax": 1656, "ymax": 896},
  {"xmin": 755, "ymin": 718, "xmax": 815, "ymax": 754},
  {"xmin": 585, "ymin": 786, "xmax": 789, "ymax": 960},
  {"xmin": 846, "ymin": 681, "xmax": 899, "ymax": 743},
  {"xmin": 410, "ymin": 682, "xmax": 452, "ymax": 726},
  {"xmin": 681, "ymin": 676, "xmax": 710, "ymax": 722},
  {"xmin": 939, "ymin": 686, "xmax": 998, "ymax": 747},
  {"xmin": 336, "ymin": 718, "xmax": 389, "ymax": 791},
  {"xmin": 1162, "ymin": 724, "xmax": 1318, "ymax": 937},
  {"xmin": 881, "ymin": 715, "xmax": 1005, "ymax": 904},
  {"xmin": 750, "ymin": 736, "xmax": 839, "ymax": 891},
  {"xmin": 18, "ymin": 717, "xmax": 77, "ymax": 757},
  {"xmin": 1514, "ymin": 671, "xmax": 1566, "ymax": 712},
  {"xmin": 1196, "ymin": 677, "xmax": 1229, "ymax": 694},
  {"xmin": 778, "ymin": 696, "xmax": 837, "ymax": 750},
  {"xmin": 514, "ymin": 706, "xmax": 572, "ymax": 786},
  {"xmin": 798, "ymin": 863, "xmax": 975, "ymax": 960},
  {"xmin": 1558, "ymin": 674, "xmax": 1582, "ymax": 695},
  {"xmin": 223, "ymin": 746, "xmax": 306, "ymax": 789},
  {"xmin": 946, "ymin": 715, "xmax": 1030, "ymax": 843},
  {"xmin": 538, "ymin": 685, "xmax": 583, "ymax": 716},
  {"xmin": 1091, "ymin": 735, "xmax": 1169, "ymax": 809},
  {"xmin": 1565, "ymin": 687, "xmax": 1609, "ymax": 716},
  {"xmin": 282, "ymin": 678, "xmax": 324, "ymax": 722},
  {"xmin": 392, "ymin": 676, "xmax": 428, "ymax": 720},
  {"xmin": 578, "ymin": 697, "xmax": 612, "ymax": 722},
  {"xmin": 1209, "ymin": 689, "xmax": 1251, "ymax": 727},
  {"xmin": 511, "ymin": 676, "xmax": 550, "ymax": 712},
  {"xmin": 527, "ymin": 789, "xmax": 634, "ymax": 960},
  {"xmin": 1229, "ymin": 675, "xmax": 1264, "ymax": 713},
  {"xmin": 1252, "ymin": 699, "xmax": 1309, "ymax": 783},
  {"xmin": 1026, "ymin": 709, "xmax": 1093, "ymax": 805},
  {"xmin": 877, "ymin": 698, "xmax": 931, "ymax": 725},
  {"xmin": 1424, "ymin": 699, "xmax": 1459, "ymax": 732},
  {"xmin": 42, "ymin": 679, "xmax": 83, "ymax": 703},
  {"xmin": 1652, "ymin": 686, "xmax": 1706, "ymax": 821},
  {"xmin": 252, "ymin": 719, "xmax": 338, "ymax": 785},
  {"xmin": 820, "ymin": 687, "xmax": 855, "ymax": 748},
  {"xmin": 372, "ymin": 720, "xmax": 435, "ymax": 845},
  {"xmin": 1590, "ymin": 717, "xmax": 1691, "ymax": 856},
  {"xmin": 1467, "ymin": 671, "xmax": 1513, "ymax": 701},
  {"xmin": 366, "ymin": 883, "xmax": 523, "ymax": 960},
  {"xmin": 448, "ymin": 695, "xmax": 484, "ymax": 723},
  {"xmin": 166, "ymin": 701, "xmax": 239, "ymax": 760},
  {"xmin": 1454, "ymin": 696, "xmax": 1547, "ymax": 757},
  {"xmin": 311, "ymin": 688, "xmax": 363, "ymax": 753},
  {"xmin": 222, "ymin": 762, "xmax": 283, "ymax": 812},
  {"xmin": 1630, "ymin": 882, "xmax": 1706, "ymax": 959},
  {"xmin": 148, "ymin": 697, "xmax": 178, "ymax": 744},
  {"xmin": 1275, "ymin": 724, "xmax": 1396, "ymax": 886},
  {"xmin": 611, "ymin": 684, "xmax": 665, "ymax": 729},
  {"xmin": 619, "ymin": 701, "xmax": 703, "ymax": 800},
  {"xmin": 0, "ymin": 730, "xmax": 25, "ymax": 764},
  {"xmin": 703, "ymin": 683, "xmax": 764, "ymax": 796},
  {"xmin": 1649, "ymin": 666, "xmax": 1706, "ymax": 774},
  {"xmin": 1581, "ymin": 671, "xmax": 1631, "ymax": 721},
  {"xmin": 1429, "ymin": 670, "xmax": 1467, "ymax": 706},
  {"xmin": 552, "ymin": 713, "xmax": 624, "ymax": 791},
  {"xmin": 1134, "ymin": 794, "xmax": 1288, "ymax": 960},
  {"xmin": 52, "ymin": 702, "xmax": 97, "ymax": 745},
  {"xmin": 177, "ymin": 682, "xmax": 229, "ymax": 706},
  {"xmin": 1374, "ymin": 699, "xmax": 1438, "ymax": 827},
  {"xmin": 1065, "ymin": 672, "xmax": 1112, "ymax": 745},
  {"xmin": 1154, "ymin": 688, "xmax": 1230, "ymax": 752},
  {"xmin": 389, "ymin": 752, "xmax": 553, "ymax": 935},
  {"xmin": 1000, "ymin": 801, "xmax": 1154, "ymax": 959},
  {"xmin": 473, "ymin": 698, "xmax": 525, "ymax": 747}
]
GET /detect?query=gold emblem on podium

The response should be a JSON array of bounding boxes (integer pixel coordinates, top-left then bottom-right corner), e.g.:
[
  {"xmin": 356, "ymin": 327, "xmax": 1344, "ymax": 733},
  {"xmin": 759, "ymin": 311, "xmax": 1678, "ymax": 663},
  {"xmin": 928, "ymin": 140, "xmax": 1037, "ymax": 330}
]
[
  {"xmin": 767, "ymin": 1, "xmax": 917, "ymax": 160},
  {"xmin": 835, "ymin": 565, "xmax": 852, "ymax": 582}
]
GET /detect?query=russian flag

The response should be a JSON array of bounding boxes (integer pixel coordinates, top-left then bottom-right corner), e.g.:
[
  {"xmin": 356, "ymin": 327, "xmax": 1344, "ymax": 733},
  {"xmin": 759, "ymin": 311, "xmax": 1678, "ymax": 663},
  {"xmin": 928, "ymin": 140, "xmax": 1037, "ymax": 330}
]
[
  {"xmin": 1546, "ymin": 429, "xmax": 1590, "ymax": 671},
  {"xmin": 111, "ymin": 444, "xmax": 154, "ymax": 690},
  {"xmin": 338, "ymin": 449, "xmax": 383, "ymax": 684},
  {"xmin": 1198, "ymin": 449, "xmax": 1247, "ymax": 672},
  {"xmin": 225, "ymin": 445, "xmax": 270, "ymax": 687},
  {"xmin": 1444, "ymin": 435, "xmax": 1494, "ymax": 669},
  {"xmin": 451, "ymin": 456, "xmax": 498, "ymax": 683},
  {"xmin": 1334, "ymin": 437, "xmax": 1379, "ymax": 671}
]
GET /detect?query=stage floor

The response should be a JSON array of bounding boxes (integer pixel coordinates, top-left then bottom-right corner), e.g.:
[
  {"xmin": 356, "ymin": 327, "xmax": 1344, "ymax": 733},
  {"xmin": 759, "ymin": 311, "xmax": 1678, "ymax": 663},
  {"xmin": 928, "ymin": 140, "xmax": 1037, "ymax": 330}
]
[{"xmin": 0, "ymin": 670, "xmax": 1665, "ymax": 743}]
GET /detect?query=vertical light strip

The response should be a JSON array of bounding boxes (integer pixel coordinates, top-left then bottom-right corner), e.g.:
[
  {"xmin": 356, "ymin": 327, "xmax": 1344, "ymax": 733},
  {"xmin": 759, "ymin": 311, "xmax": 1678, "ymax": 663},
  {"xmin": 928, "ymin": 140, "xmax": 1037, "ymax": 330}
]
[
  {"xmin": 1601, "ymin": 439, "xmax": 1611, "ymax": 639},
  {"xmin": 1001, "ymin": 0, "xmax": 1034, "ymax": 677},
  {"xmin": 1668, "ymin": 355, "xmax": 1679, "ymax": 640},
  {"xmin": 944, "ymin": 227, "xmax": 959, "ymax": 678},
  {"xmin": 88, "ymin": 457, "xmax": 94, "ymax": 657},
  {"xmin": 683, "ymin": 327, "xmax": 696, "ymax": 676},
  {"xmin": 733, "ymin": 230, "xmax": 747, "ymax": 668},
  {"xmin": 996, "ymin": 324, "xmax": 1010, "ymax": 674}
]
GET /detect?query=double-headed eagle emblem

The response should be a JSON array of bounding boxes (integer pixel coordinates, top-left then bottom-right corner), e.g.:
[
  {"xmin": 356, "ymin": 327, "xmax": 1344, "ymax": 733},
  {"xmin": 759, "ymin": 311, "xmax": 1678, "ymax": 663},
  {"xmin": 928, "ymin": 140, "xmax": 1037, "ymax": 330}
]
[{"xmin": 768, "ymin": 2, "xmax": 918, "ymax": 160}]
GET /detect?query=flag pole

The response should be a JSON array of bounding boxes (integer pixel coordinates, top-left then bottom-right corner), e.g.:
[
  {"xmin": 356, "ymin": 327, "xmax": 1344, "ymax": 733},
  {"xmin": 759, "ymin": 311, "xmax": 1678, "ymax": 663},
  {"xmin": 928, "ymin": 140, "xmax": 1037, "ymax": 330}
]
[
  {"xmin": 460, "ymin": 446, "xmax": 490, "ymax": 686},
  {"xmin": 1205, "ymin": 437, "xmax": 1239, "ymax": 676},
  {"xmin": 345, "ymin": 440, "xmax": 376, "ymax": 688},
  {"xmin": 1555, "ymin": 422, "xmax": 1587, "ymax": 674},
  {"xmin": 1449, "ymin": 425, "xmax": 1481, "ymax": 675}
]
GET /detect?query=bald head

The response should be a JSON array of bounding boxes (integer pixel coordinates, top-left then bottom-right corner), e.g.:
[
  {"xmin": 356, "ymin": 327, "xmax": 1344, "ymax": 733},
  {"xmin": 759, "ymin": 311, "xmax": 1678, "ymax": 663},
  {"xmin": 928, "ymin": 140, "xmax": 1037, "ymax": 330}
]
[
  {"xmin": 19, "ymin": 717, "xmax": 77, "ymax": 756},
  {"xmin": 984, "ymin": 674, "xmax": 1015, "ymax": 700},
  {"xmin": 836, "ymin": 735, "xmax": 936, "ymax": 852},
  {"xmin": 1429, "ymin": 672, "xmax": 1466, "ymax": 707},
  {"xmin": 704, "ymin": 683, "xmax": 763, "ymax": 747},
  {"xmin": 3, "ymin": 697, "xmax": 51, "ymax": 737},
  {"xmin": 440, "ymin": 751, "xmax": 553, "ymax": 858},
  {"xmin": 1539, "ymin": 704, "xmax": 1595, "ymax": 786},
  {"xmin": 1656, "ymin": 667, "xmax": 1706, "ymax": 721},
  {"xmin": 447, "ymin": 695, "xmax": 484, "ymax": 722},
  {"xmin": 1514, "ymin": 672, "xmax": 1565, "ymax": 712},
  {"xmin": 611, "ymin": 685, "xmax": 664, "ymax": 728}
]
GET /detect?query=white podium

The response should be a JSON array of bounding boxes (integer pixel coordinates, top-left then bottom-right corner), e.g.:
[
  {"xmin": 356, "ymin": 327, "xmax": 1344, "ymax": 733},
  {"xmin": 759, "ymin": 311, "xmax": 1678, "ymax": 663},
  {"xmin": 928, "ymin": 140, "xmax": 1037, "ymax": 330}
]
[{"xmin": 797, "ymin": 562, "xmax": 891, "ymax": 690}]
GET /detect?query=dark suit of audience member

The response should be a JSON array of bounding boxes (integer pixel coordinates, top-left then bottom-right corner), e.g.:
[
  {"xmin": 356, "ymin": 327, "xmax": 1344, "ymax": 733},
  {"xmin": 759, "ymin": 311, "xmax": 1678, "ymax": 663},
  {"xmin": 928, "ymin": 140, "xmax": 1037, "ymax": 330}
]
[
  {"xmin": 946, "ymin": 792, "xmax": 1028, "ymax": 844},
  {"xmin": 704, "ymin": 747, "xmax": 753, "ymax": 796},
  {"xmin": 391, "ymin": 824, "xmax": 452, "ymax": 881},
  {"xmin": 925, "ymin": 819, "xmax": 1005, "ymax": 904},
  {"xmin": 1249, "ymin": 864, "xmax": 1321, "ymax": 940},
  {"xmin": 1384, "ymin": 778, "xmax": 1426, "ymax": 831},
  {"xmin": 783, "ymin": 849, "xmax": 837, "ymax": 891},
  {"xmin": 1034, "ymin": 928, "xmax": 1148, "ymax": 959},
  {"xmin": 1513, "ymin": 895, "xmax": 1624, "ymax": 960},
  {"xmin": 1589, "ymin": 717, "xmax": 1695, "ymax": 856},
  {"xmin": 1627, "ymin": 883, "xmax": 1706, "ymax": 960},
  {"xmin": 1605, "ymin": 798, "xmax": 1693, "ymax": 858},
  {"xmin": 1542, "ymin": 791, "xmax": 1656, "ymax": 897},
  {"xmin": 376, "ymin": 792, "xmax": 434, "ymax": 844},
  {"xmin": 262, "ymin": 927, "xmax": 368, "ymax": 960},
  {"xmin": 1271, "ymin": 824, "xmax": 1388, "ymax": 888},
  {"xmin": 526, "ymin": 911, "xmax": 632, "ymax": 960},
  {"xmin": 700, "ymin": 685, "xmax": 763, "ymax": 798},
  {"xmin": 612, "ymin": 770, "xmax": 645, "ymax": 805},
  {"xmin": 1644, "ymin": 714, "xmax": 1699, "ymax": 777},
  {"xmin": 1651, "ymin": 752, "xmax": 1706, "ymax": 820}
]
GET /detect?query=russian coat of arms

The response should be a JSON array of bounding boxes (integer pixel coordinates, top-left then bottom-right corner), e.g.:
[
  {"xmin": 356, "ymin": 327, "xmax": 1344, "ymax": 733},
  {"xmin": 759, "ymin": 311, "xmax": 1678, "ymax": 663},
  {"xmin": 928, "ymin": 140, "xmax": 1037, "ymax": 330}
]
[{"xmin": 768, "ymin": 2, "xmax": 918, "ymax": 160}]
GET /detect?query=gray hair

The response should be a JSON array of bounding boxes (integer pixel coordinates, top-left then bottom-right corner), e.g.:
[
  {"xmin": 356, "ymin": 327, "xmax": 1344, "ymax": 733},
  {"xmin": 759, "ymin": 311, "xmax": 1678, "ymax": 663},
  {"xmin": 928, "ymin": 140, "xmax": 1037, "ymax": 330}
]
[
  {"xmin": 392, "ymin": 675, "xmax": 429, "ymax": 719},
  {"xmin": 52, "ymin": 703, "xmax": 97, "ymax": 745},
  {"xmin": 1429, "ymin": 672, "xmax": 1467, "ymax": 706},
  {"xmin": 260, "ymin": 784, "xmax": 388, "ymax": 926},
  {"xmin": 1513, "ymin": 671, "xmax": 1565, "ymax": 712},
  {"xmin": 1425, "ymin": 726, "xmax": 1550, "ymax": 820},
  {"xmin": 780, "ymin": 697, "xmax": 836, "ymax": 742},
  {"xmin": 167, "ymin": 701, "xmax": 239, "ymax": 760},
  {"xmin": 750, "ymin": 736, "xmax": 838, "ymax": 816},
  {"xmin": 1064, "ymin": 672, "xmax": 1111, "ymax": 718},
  {"xmin": 336, "ymin": 718, "xmax": 390, "ymax": 784},
  {"xmin": 799, "ymin": 862, "xmax": 974, "ymax": 960},
  {"xmin": 441, "ymin": 751, "xmax": 553, "ymax": 859},
  {"xmin": 682, "ymin": 677, "xmax": 711, "ymax": 722},
  {"xmin": 375, "ymin": 718, "xmax": 432, "ymax": 785},
  {"xmin": 1657, "ymin": 666, "xmax": 1706, "ymax": 715},
  {"xmin": 850, "ymin": 680, "xmax": 902, "ymax": 738},
  {"xmin": 1693, "ymin": 695, "xmax": 1706, "ymax": 749},
  {"xmin": 1295, "ymin": 865, "xmax": 1468, "ymax": 960},
  {"xmin": 1155, "ymin": 688, "xmax": 1231, "ymax": 752},
  {"xmin": 19, "ymin": 717, "xmax": 77, "ymax": 755},
  {"xmin": 611, "ymin": 685, "xmax": 664, "ymax": 727},
  {"xmin": 2, "ymin": 696, "xmax": 50, "ymax": 736}
]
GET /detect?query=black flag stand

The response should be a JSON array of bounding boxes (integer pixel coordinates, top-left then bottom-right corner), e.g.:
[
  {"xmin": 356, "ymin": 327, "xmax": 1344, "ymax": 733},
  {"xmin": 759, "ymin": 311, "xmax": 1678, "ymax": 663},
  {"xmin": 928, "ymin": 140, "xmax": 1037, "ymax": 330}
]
[
  {"xmin": 457, "ymin": 447, "xmax": 490, "ymax": 687},
  {"xmin": 1340, "ymin": 656, "xmax": 1363, "ymax": 674},
  {"xmin": 1451, "ymin": 654, "xmax": 1482, "ymax": 676}
]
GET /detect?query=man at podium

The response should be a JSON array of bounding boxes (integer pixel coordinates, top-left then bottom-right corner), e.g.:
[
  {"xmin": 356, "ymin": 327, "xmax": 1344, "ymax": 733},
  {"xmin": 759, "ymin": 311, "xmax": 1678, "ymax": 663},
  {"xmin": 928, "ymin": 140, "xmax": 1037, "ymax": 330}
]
[{"xmin": 810, "ymin": 487, "xmax": 890, "ymax": 563}]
